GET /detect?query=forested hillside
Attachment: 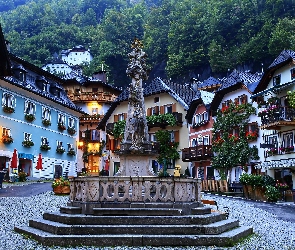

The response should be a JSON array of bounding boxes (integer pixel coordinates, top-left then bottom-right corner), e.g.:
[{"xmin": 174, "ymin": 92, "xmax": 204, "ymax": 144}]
[{"xmin": 1, "ymin": 0, "xmax": 295, "ymax": 87}]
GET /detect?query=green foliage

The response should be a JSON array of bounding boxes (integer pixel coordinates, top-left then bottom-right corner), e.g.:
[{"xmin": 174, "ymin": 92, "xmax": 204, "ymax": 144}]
[
  {"xmin": 113, "ymin": 120, "xmax": 126, "ymax": 140},
  {"xmin": 212, "ymin": 103, "xmax": 259, "ymax": 175},
  {"xmin": 265, "ymin": 185, "xmax": 280, "ymax": 202},
  {"xmin": 287, "ymin": 90, "xmax": 295, "ymax": 108},
  {"xmin": 155, "ymin": 130, "xmax": 179, "ymax": 165},
  {"xmin": 146, "ymin": 113, "xmax": 176, "ymax": 127},
  {"xmin": 2, "ymin": 0, "xmax": 295, "ymax": 84}
]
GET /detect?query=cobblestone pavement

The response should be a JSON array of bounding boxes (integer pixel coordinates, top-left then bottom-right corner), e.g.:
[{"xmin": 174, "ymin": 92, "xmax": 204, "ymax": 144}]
[{"xmin": 0, "ymin": 182, "xmax": 52, "ymax": 197}]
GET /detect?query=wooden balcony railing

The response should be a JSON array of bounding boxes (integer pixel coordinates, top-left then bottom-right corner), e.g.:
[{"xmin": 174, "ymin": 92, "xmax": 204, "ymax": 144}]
[
  {"xmin": 69, "ymin": 92, "xmax": 116, "ymax": 102},
  {"xmin": 182, "ymin": 145, "xmax": 213, "ymax": 162},
  {"xmin": 260, "ymin": 106, "xmax": 295, "ymax": 130},
  {"xmin": 80, "ymin": 114, "xmax": 103, "ymax": 124}
]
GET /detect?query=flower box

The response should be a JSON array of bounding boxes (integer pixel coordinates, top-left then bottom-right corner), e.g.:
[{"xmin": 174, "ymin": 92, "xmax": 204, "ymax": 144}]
[
  {"xmin": 58, "ymin": 123, "xmax": 66, "ymax": 131},
  {"xmin": 25, "ymin": 114, "xmax": 35, "ymax": 122},
  {"xmin": 3, "ymin": 106, "xmax": 14, "ymax": 113},
  {"xmin": 42, "ymin": 119, "xmax": 51, "ymax": 126},
  {"xmin": 2, "ymin": 135, "xmax": 13, "ymax": 144},
  {"xmin": 52, "ymin": 177, "xmax": 70, "ymax": 195},
  {"xmin": 40, "ymin": 144, "xmax": 51, "ymax": 151},
  {"xmin": 67, "ymin": 127, "xmax": 76, "ymax": 135},
  {"xmin": 67, "ymin": 149, "xmax": 76, "ymax": 156},
  {"xmin": 56, "ymin": 147, "xmax": 65, "ymax": 154},
  {"xmin": 22, "ymin": 140, "xmax": 34, "ymax": 147}
]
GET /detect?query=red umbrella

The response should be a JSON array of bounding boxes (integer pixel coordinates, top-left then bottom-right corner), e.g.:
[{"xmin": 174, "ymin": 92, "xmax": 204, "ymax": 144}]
[
  {"xmin": 36, "ymin": 153, "xmax": 43, "ymax": 170},
  {"xmin": 10, "ymin": 149, "xmax": 18, "ymax": 169}
]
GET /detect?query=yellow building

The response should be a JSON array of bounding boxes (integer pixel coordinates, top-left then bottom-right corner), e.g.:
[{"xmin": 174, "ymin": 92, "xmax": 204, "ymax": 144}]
[{"xmin": 98, "ymin": 78, "xmax": 196, "ymax": 176}]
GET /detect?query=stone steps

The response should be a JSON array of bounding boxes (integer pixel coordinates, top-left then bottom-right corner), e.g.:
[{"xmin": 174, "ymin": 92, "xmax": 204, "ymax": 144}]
[
  {"xmin": 43, "ymin": 211, "xmax": 227, "ymax": 225},
  {"xmin": 14, "ymin": 205, "xmax": 253, "ymax": 247},
  {"xmin": 14, "ymin": 225, "xmax": 253, "ymax": 247},
  {"xmin": 28, "ymin": 217, "xmax": 239, "ymax": 235}
]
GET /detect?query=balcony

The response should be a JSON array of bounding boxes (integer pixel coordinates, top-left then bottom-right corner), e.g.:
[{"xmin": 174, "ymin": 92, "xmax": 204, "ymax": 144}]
[
  {"xmin": 259, "ymin": 106, "xmax": 295, "ymax": 130},
  {"xmin": 147, "ymin": 112, "xmax": 183, "ymax": 129},
  {"xmin": 70, "ymin": 92, "xmax": 116, "ymax": 103},
  {"xmin": 172, "ymin": 112, "xmax": 183, "ymax": 126},
  {"xmin": 182, "ymin": 145, "xmax": 213, "ymax": 162},
  {"xmin": 80, "ymin": 114, "xmax": 103, "ymax": 125}
]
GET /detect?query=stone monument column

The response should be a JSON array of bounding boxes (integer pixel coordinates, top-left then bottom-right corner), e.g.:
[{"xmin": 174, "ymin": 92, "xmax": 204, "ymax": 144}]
[{"xmin": 116, "ymin": 38, "xmax": 156, "ymax": 177}]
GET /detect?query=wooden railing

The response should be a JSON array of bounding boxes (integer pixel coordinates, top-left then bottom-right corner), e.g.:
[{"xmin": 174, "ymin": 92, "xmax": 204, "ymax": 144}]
[
  {"xmin": 260, "ymin": 106, "xmax": 295, "ymax": 125},
  {"xmin": 182, "ymin": 145, "xmax": 213, "ymax": 162},
  {"xmin": 201, "ymin": 180, "xmax": 229, "ymax": 193}
]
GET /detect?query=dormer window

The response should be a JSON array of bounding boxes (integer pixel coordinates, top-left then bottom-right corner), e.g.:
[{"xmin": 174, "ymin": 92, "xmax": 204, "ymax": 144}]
[
  {"xmin": 273, "ymin": 75, "xmax": 281, "ymax": 86},
  {"xmin": 35, "ymin": 76, "xmax": 48, "ymax": 91},
  {"xmin": 154, "ymin": 97, "xmax": 160, "ymax": 103},
  {"xmin": 12, "ymin": 64, "xmax": 27, "ymax": 82}
]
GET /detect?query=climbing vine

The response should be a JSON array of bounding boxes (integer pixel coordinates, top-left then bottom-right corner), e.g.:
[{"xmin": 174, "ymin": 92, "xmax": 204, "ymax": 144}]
[
  {"xmin": 212, "ymin": 102, "xmax": 259, "ymax": 179},
  {"xmin": 155, "ymin": 130, "xmax": 179, "ymax": 165}
]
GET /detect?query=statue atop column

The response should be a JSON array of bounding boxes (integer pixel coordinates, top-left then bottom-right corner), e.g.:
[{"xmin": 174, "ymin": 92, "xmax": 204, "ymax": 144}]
[{"xmin": 119, "ymin": 38, "xmax": 153, "ymax": 155}]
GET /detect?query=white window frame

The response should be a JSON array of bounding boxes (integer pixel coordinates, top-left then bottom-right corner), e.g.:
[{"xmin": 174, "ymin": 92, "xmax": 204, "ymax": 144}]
[
  {"xmin": 42, "ymin": 107, "xmax": 51, "ymax": 120},
  {"xmin": 24, "ymin": 132, "xmax": 32, "ymax": 141},
  {"xmin": 2, "ymin": 127, "xmax": 11, "ymax": 136},
  {"xmin": 58, "ymin": 113, "xmax": 66, "ymax": 125},
  {"xmin": 41, "ymin": 137, "xmax": 49, "ymax": 146},
  {"xmin": 68, "ymin": 117, "xmax": 75, "ymax": 129},
  {"xmin": 24, "ymin": 100, "xmax": 36, "ymax": 115},
  {"xmin": 2, "ymin": 92, "xmax": 15, "ymax": 108}
]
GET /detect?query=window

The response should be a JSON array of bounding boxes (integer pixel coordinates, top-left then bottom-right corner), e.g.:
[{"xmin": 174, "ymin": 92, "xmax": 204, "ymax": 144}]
[
  {"xmin": 2, "ymin": 127, "xmax": 11, "ymax": 136},
  {"xmin": 24, "ymin": 100, "xmax": 36, "ymax": 115},
  {"xmin": 67, "ymin": 143, "xmax": 74, "ymax": 151},
  {"xmin": 24, "ymin": 132, "xmax": 32, "ymax": 141},
  {"xmin": 265, "ymin": 135, "xmax": 278, "ymax": 148},
  {"xmin": 42, "ymin": 107, "xmax": 51, "ymax": 121},
  {"xmin": 68, "ymin": 117, "xmax": 75, "ymax": 129},
  {"xmin": 203, "ymin": 136, "xmax": 210, "ymax": 145},
  {"xmin": 191, "ymin": 139, "xmax": 197, "ymax": 147},
  {"xmin": 57, "ymin": 140, "xmax": 63, "ymax": 149},
  {"xmin": 151, "ymin": 106, "xmax": 159, "ymax": 115},
  {"xmin": 91, "ymin": 129, "xmax": 100, "ymax": 141},
  {"xmin": 58, "ymin": 113, "xmax": 66, "ymax": 125},
  {"xmin": 291, "ymin": 68, "xmax": 295, "ymax": 80},
  {"xmin": 149, "ymin": 133, "xmax": 157, "ymax": 142},
  {"xmin": 118, "ymin": 113, "xmax": 125, "ymax": 121},
  {"xmin": 273, "ymin": 75, "xmax": 281, "ymax": 86},
  {"xmin": 41, "ymin": 137, "xmax": 49, "ymax": 145},
  {"xmin": 283, "ymin": 133, "xmax": 293, "ymax": 148},
  {"xmin": 165, "ymin": 105, "xmax": 172, "ymax": 114},
  {"xmin": 154, "ymin": 97, "xmax": 159, "ymax": 103},
  {"xmin": 75, "ymin": 89, "xmax": 80, "ymax": 94},
  {"xmin": 92, "ymin": 88, "xmax": 98, "ymax": 93},
  {"xmin": 2, "ymin": 92, "xmax": 15, "ymax": 108},
  {"xmin": 92, "ymin": 108, "xmax": 98, "ymax": 115}
]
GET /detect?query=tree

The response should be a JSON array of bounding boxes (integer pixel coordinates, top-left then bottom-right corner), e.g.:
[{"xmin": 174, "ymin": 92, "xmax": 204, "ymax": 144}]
[{"xmin": 212, "ymin": 102, "xmax": 259, "ymax": 180}]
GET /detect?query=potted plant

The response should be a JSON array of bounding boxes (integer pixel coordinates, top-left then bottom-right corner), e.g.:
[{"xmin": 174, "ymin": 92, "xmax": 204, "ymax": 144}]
[
  {"xmin": 58, "ymin": 123, "xmax": 66, "ymax": 131},
  {"xmin": 18, "ymin": 171, "xmax": 27, "ymax": 182},
  {"xmin": 239, "ymin": 173, "xmax": 250, "ymax": 199},
  {"xmin": 56, "ymin": 147, "xmax": 65, "ymax": 154},
  {"xmin": 3, "ymin": 105, "xmax": 14, "ymax": 113},
  {"xmin": 22, "ymin": 140, "xmax": 34, "ymax": 147},
  {"xmin": 67, "ymin": 148, "xmax": 76, "ymax": 156},
  {"xmin": 2, "ymin": 135, "xmax": 13, "ymax": 144},
  {"xmin": 67, "ymin": 127, "xmax": 76, "ymax": 135},
  {"xmin": 285, "ymin": 145, "xmax": 294, "ymax": 152},
  {"xmin": 265, "ymin": 185, "xmax": 280, "ymax": 202},
  {"xmin": 52, "ymin": 177, "xmax": 70, "ymax": 195},
  {"xmin": 24, "ymin": 114, "xmax": 35, "ymax": 122},
  {"xmin": 40, "ymin": 144, "xmax": 51, "ymax": 151},
  {"xmin": 42, "ymin": 119, "xmax": 51, "ymax": 126}
]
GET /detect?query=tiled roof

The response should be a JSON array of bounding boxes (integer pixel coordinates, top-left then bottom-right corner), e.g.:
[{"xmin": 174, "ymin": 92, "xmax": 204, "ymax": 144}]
[
  {"xmin": 268, "ymin": 50, "xmax": 295, "ymax": 69},
  {"xmin": 218, "ymin": 70, "xmax": 262, "ymax": 91},
  {"xmin": 197, "ymin": 76, "xmax": 221, "ymax": 89},
  {"xmin": 97, "ymin": 77, "xmax": 197, "ymax": 129},
  {"xmin": 4, "ymin": 54, "xmax": 83, "ymax": 113}
]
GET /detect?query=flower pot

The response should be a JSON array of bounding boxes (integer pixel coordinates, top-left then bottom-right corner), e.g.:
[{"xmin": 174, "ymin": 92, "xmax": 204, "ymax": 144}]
[
  {"xmin": 53, "ymin": 185, "xmax": 70, "ymax": 195},
  {"xmin": 243, "ymin": 185, "xmax": 249, "ymax": 199}
]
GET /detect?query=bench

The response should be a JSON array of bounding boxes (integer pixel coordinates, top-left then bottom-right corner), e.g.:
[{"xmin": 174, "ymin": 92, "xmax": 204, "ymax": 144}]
[
  {"xmin": 229, "ymin": 182, "xmax": 243, "ymax": 192},
  {"xmin": 201, "ymin": 199, "xmax": 229, "ymax": 219}
]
